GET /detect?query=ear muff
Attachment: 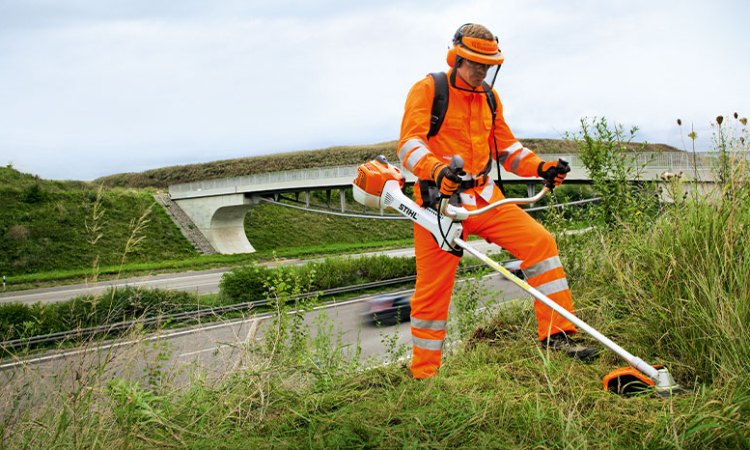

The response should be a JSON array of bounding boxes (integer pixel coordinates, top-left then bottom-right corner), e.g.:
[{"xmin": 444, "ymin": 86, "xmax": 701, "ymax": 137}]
[
  {"xmin": 446, "ymin": 46, "xmax": 458, "ymax": 67},
  {"xmin": 447, "ymin": 22, "xmax": 472, "ymax": 67}
]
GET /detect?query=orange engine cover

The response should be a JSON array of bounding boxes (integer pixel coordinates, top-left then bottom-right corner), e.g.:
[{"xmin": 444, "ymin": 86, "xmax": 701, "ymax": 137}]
[{"xmin": 353, "ymin": 156, "xmax": 405, "ymax": 197}]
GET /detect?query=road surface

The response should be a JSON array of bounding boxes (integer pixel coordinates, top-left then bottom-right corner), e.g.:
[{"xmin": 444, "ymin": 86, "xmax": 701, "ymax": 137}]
[{"xmin": 0, "ymin": 241, "xmax": 503, "ymax": 305}]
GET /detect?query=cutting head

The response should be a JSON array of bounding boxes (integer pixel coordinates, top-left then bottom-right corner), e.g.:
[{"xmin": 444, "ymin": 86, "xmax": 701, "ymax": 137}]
[{"xmin": 603, "ymin": 365, "xmax": 686, "ymax": 397}]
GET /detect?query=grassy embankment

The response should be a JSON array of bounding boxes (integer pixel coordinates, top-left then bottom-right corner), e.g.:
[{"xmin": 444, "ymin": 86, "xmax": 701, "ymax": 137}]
[
  {"xmin": 4, "ymin": 166, "xmax": 749, "ymax": 448},
  {"xmin": 2, "ymin": 117, "xmax": 747, "ymax": 448},
  {"xmin": 0, "ymin": 142, "xmax": 422, "ymax": 287}
]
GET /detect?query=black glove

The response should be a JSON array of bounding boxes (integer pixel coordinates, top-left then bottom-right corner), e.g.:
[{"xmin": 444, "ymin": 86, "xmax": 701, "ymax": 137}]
[
  {"xmin": 537, "ymin": 159, "xmax": 570, "ymax": 188},
  {"xmin": 433, "ymin": 163, "xmax": 461, "ymax": 197}
]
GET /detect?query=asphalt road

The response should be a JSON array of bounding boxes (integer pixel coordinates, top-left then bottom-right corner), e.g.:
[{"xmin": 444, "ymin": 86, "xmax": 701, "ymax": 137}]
[{"xmin": 0, "ymin": 241, "xmax": 503, "ymax": 305}]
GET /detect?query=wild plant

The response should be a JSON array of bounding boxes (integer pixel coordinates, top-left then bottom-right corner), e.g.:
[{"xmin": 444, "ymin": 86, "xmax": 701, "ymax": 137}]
[
  {"xmin": 378, "ymin": 316, "xmax": 408, "ymax": 365},
  {"xmin": 568, "ymin": 114, "xmax": 750, "ymax": 388},
  {"xmin": 260, "ymin": 264, "xmax": 318, "ymax": 363},
  {"xmin": 84, "ymin": 185, "xmax": 106, "ymax": 284},
  {"xmin": 566, "ymin": 116, "xmax": 660, "ymax": 229},
  {"xmin": 450, "ymin": 270, "xmax": 490, "ymax": 342}
]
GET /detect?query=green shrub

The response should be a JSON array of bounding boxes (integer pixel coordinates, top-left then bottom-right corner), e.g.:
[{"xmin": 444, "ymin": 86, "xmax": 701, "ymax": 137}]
[
  {"xmin": 566, "ymin": 117, "xmax": 661, "ymax": 227},
  {"xmin": 219, "ymin": 255, "xmax": 417, "ymax": 303},
  {"xmin": 218, "ymin": 264, "xmax": 273, "ymax": 303},
  {"xmin": 0, "ymin": 287, "xmax": 199, "ymax": 344},
  {"xmin": 0, "ymin": 303, "xmax": 36, "ymax": 340}
]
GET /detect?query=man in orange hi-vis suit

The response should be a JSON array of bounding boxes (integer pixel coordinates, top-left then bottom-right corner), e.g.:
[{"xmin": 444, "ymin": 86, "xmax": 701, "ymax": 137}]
[{"xmin": 398, "ymin": 23, "xmax": 597, "ymax": 379}]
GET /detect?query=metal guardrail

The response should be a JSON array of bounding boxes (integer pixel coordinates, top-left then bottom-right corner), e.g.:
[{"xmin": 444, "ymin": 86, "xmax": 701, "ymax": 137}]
[
  {"xmin": 0, "ymin": 276, "xmax": 419, "ymax": 351},
  {"xmin": 1, "ymin": 257, "xmax": 527, "ymax": 352},
  {"xmin": 261, "ymin": 194, "xmax": 603, "ymax": 220}
]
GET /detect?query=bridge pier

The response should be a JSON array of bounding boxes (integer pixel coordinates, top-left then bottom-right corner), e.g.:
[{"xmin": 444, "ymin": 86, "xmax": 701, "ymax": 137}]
[{"xmin": 173, "ymin": 194, "xmax": 256, "ymax": 254}]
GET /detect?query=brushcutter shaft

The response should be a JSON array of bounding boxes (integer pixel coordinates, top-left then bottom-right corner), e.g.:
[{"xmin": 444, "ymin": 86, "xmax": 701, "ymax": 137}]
[{"xmin": 453, "ymin": 237, "xmax": 661, "ymax": 382}]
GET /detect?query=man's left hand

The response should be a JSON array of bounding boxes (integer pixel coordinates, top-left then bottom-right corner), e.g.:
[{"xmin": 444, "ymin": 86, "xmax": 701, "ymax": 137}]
[{"xmin": 538, "ymin": 159, "xmax": 570, "ymax": 187}]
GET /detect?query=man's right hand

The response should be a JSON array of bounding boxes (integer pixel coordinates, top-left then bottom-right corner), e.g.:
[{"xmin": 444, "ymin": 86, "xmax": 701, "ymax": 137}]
[{"xmin": 433, "ymin": 163, "xmax": 461, "ymax": 197}]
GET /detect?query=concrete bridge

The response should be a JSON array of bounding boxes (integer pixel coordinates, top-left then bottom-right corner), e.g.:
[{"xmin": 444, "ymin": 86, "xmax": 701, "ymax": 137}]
[{"xmin": 167, "ymin": 152, "xmax": 715, "ymax": 254}]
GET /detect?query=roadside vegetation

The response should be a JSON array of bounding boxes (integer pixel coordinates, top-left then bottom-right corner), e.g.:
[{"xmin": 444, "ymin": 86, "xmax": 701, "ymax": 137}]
[
  {"xmin": 0, "ymin": 167, "xmax": 197, "ymax": 278},
  {"xmin": 0, "ymin": 255, "xmax": 419, "ymax": 351},
  {"xmin": 2, "ymin": 118, "xmax": 746, "ymax": 448}
]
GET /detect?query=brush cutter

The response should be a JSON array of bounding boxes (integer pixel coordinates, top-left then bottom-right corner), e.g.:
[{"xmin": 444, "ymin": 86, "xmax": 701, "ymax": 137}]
[{"xmin": 352, "ymin": 155, "xmax": 684, "ymax": 397}]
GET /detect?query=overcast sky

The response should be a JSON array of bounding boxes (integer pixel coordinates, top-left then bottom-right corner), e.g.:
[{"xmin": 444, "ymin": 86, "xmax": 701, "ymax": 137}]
[{"xmin": 1, "ymin": 0, "xmax": 748, "ymax": 180}]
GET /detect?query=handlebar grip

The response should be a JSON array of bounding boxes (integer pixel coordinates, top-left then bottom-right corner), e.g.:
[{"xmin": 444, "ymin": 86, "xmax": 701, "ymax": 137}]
[
  {"xmin": 449, "ymin": 155, "xmax": 466, "ymax": 176},
  {"xmin": 542, "ymin": 158, "xmax": 571, "ymax": 190},
  {"xmin": 557, "ymin": 158, "xmax": 571, "ymax": 174}
]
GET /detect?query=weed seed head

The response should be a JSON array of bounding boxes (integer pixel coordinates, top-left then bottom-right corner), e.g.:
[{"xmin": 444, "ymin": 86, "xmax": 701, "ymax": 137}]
[
  {"xmin": 740, "ymin": 117, "xmax": 748, "ymax": 126},
  {"xmin": 734, "ymin": 112, "xmax": 739, "ymax": 119},
  {"xmin": 716, "ymin": 115, "xmax": 724, "ymax": 125},
  {"xmin": 688, "ymin": 131, "xmax": 698, "ymax": 140},
  {"xmin": 677, "ymin": 118, "xmax": 682, "ymax": 126}
]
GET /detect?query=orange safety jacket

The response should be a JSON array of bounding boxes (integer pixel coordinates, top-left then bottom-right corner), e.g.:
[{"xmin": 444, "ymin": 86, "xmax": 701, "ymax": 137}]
[{"xmin": 398, "ymin": 69, "xmax": 544, "ymax": 208}]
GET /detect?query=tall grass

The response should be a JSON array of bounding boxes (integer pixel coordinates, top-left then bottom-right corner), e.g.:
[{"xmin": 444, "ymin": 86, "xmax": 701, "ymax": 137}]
[{"xmin": 564, "ymin": 167, "xmax": 750, "ymax": 388}]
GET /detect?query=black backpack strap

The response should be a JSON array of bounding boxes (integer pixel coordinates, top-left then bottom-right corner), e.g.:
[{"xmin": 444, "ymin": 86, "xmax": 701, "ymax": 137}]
[
  {"xmin": 427, "ymin": 72, "xmax": 449, "ymax": 140},
  {"xmin": 481, "ymin": 81, "xmax": 497, "ymax": 122}
]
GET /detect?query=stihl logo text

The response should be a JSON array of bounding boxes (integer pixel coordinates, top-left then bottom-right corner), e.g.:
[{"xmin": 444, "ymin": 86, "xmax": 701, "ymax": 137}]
[{"xmin": 398, "ymin": 204, "xmax": 418, "ymax": 220}]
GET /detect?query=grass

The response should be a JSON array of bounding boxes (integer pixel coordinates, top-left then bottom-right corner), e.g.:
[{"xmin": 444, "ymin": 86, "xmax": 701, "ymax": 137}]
[
  {"xmin": 9, "ymin": 158, "xmax": 749, "ymax": 448},
  {"xmin": 2, "ymin": 238, "xmax": 416, "ymax": 291},
  {"xmin": 1, "ymin": 125, "xmax": 738, "ymax": 448},
  {"xmin": 0, "ymin": 162, "xmax": 415, "ymax": 286},
  {"xmin": 0, "ymin": 167, "xmax": 197, "ymax": 277},
  {"xmin": 5, "ymin": 299, "xmax": 747, "ymax": 449}
]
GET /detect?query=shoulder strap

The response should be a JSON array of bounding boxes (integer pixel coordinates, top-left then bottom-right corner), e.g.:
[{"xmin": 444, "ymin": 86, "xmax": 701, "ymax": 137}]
[
  {"xmin": 481, "ymin": 81, "xmax": 497, "ymax": 120},
  {"xmin": 481, "ymin": 81, "xmax": 505, "ymax": 195},
  {"xmin": 428, "ymin": 74, "xmax": 497, "ymax": 140},
  {"xmin": 427, "ymin": 72, "xmax": 449, "ymax": 139}
]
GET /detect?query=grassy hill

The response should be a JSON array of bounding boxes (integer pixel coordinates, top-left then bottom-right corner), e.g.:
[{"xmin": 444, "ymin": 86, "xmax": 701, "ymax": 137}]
[
  {"xmin": 0, "ymin": 170, "xmax": 413, "ymax": 281},
  {"xmin": 0, "ymin": 161, "xmax": 413, "ymax": 280},
  {"xmin": 0, "ymin": 166, "xmax": 198, "ymax": 277},
  {"xmin": 94, "ymin": 139, "xmax": 682, "ymax": 189}
]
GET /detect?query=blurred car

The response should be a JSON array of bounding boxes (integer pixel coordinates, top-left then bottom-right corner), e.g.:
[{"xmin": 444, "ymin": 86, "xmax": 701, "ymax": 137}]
[{"xmin": 364, "ymin": 293, "xmax": 411, "ymax": 326}]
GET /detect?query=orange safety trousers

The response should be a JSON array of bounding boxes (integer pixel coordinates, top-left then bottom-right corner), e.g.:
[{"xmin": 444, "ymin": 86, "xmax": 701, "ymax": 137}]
[{"xmin": 410, "ymin": 197, "xmax": 578, "ymax": 379}]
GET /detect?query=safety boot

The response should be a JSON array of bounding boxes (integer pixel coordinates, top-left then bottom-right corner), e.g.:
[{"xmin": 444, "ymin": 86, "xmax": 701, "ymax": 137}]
[{"xmin": 542, "ymin": 333, "xmax": 599, "ymax": 362}]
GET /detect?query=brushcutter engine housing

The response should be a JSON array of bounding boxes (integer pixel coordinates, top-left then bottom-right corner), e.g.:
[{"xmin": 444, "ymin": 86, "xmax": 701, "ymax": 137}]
[{"xmin": 352, "ymin": 155, "xmax": 465, "ymax": 252}]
